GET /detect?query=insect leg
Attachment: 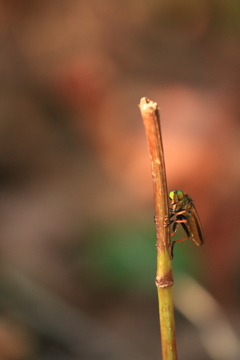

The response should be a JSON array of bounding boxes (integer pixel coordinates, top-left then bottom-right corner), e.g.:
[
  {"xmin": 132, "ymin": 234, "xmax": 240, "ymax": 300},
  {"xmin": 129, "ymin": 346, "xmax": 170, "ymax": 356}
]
[
  {"xmin": 175, "ymin": 209, "xmax": 187, "ymax": 216},
  {"xmin": 169, "ymin": 214, "xmax": 187, "ymax": 236},
  {"xmin": 171, "ymin": 236, "xmax": 189, "ymax": 259},
  {"xmin": 164, "ymin": 211, "xmax": 175, "ymax": 227},
  {"xmin": 173, "ymin": 219, "xmax": 188, "ymax": 223},
  {"xmin": 170, "ymin": 221, "xmax": 178, "ymax": 237},
  {"xmin": 170, "ymin": 215, "xmax": 190, "ymax": 259}
]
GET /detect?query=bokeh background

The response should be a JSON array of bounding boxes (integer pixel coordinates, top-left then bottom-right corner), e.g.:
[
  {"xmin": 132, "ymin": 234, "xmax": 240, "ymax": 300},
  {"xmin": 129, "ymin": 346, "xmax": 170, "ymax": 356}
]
[{"xmin": 0, "ymin": 1, "xmax": 240, "ymax": 359}]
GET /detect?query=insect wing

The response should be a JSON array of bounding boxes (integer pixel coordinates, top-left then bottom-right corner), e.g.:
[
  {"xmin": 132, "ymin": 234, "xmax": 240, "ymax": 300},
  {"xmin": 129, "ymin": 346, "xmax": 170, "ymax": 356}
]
[{"xmin": 187, "ymin": 205, "xmax": 204, "ymax": 246}]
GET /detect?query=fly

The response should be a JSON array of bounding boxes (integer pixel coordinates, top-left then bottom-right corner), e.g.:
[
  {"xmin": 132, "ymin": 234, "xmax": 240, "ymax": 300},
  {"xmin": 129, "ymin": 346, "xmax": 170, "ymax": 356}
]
[{"xmin": 167, "ymin": 190, "xmax": 204, "ymax": 259}]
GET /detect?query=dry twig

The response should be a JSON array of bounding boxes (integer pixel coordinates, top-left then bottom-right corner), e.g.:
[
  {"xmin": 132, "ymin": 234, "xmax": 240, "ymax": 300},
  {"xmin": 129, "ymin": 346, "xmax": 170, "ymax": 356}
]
[{"xmin": 139, "ymin": 97, "xmax": 178, "ymax": 360}]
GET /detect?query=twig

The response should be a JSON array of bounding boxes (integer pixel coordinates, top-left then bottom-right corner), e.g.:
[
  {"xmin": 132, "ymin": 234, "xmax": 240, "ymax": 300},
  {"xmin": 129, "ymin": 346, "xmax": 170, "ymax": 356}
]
[{"xmin": 139, "ymin": 97, "xmax": 178, "ymax": 360}]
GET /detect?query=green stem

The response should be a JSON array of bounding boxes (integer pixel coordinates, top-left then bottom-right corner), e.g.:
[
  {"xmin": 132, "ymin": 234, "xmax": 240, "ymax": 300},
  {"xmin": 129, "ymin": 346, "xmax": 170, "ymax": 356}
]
[{"xmin": 139, "ymin": 97, "xmax": 178, "ymax": 360}]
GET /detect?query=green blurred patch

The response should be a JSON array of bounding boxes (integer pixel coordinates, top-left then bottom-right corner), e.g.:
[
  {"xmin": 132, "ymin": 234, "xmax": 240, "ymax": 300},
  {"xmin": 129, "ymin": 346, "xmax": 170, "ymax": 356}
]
[
  {"xmin": 76, "ymin": 220, "xmax": 204, "ymax": 294},
  {"xmin": 84, "ymin": 221, "xmax": 156, "ymax": 293}
]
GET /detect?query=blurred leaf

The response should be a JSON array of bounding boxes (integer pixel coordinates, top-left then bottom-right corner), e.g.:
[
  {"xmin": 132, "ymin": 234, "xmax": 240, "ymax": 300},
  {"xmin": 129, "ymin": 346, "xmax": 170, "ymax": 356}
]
[{"xmin": 77, "ymin": 220, "xmax": 204, "ymax": 294}]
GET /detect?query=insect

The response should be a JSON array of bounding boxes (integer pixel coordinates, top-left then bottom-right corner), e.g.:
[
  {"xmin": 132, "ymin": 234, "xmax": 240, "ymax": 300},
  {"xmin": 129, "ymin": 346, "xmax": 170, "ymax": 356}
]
[{"xmin": 167, "ymin": 190, "xmax": 204, "ymax": 259}]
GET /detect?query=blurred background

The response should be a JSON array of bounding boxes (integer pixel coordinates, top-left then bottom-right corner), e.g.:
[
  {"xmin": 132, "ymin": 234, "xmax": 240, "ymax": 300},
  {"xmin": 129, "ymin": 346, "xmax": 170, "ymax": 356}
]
[{"xmin": 0, "ymin": 1, "xmax": 240, "ymax": 359}]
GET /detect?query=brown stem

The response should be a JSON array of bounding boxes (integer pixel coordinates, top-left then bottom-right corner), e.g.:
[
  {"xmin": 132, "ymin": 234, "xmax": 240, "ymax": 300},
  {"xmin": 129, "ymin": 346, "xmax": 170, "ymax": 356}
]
[{"xmin": 139, "ymin": 97, "xmax": 178, "ymax": 360}]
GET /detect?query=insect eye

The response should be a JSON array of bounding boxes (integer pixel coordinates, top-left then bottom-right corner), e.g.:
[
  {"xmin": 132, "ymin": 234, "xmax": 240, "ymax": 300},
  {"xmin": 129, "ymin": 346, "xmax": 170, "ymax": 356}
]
[
  {"xmin": 169, "ymin": 191, "xmax": 175, "ymax": 200},
  {"xmin": 176, "ymin": 190, "xmax": 184, "ymax": 200}
]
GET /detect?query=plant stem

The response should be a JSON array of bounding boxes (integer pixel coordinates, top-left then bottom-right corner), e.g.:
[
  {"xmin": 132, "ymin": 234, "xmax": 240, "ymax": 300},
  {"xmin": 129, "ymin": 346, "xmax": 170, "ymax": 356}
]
[{"xmin": 139, "ymin": 97, "xmax": 178, "ymax": 360}]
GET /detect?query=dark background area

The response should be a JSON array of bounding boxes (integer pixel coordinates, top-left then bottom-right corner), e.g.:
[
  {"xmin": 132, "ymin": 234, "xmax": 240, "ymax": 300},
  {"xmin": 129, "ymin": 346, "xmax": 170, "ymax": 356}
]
[{"xmin": 0, "ymin": 1, "xmax": 240, "ymax": 359}]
